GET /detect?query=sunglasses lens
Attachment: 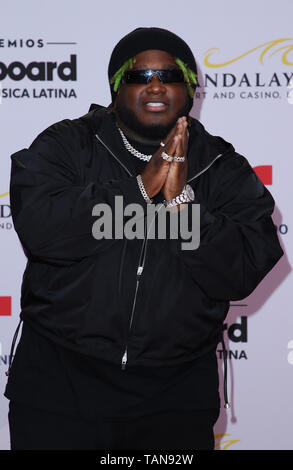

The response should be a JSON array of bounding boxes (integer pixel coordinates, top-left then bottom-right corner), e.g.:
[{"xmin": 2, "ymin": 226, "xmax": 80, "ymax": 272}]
[
  {"xmin": 123, "ymin": 69, "xmax": 184, "ymax": 84},
  {"xmin": 123, "ymin": 71, "xmax": 149, "ymax": 84},
  {"xmin": 159, "ymin": 70, "xmax": 184, "ymax": 83}
]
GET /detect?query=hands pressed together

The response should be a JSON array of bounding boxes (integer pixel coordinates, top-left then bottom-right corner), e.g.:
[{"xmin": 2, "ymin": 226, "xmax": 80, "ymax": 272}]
[{"xmin": 141, "ymin": 116, "xmax": 188, "ymax": 204}]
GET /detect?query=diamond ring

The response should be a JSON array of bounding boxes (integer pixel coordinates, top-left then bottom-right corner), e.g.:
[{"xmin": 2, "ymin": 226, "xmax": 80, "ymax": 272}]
[
  {"xmin": 161, "ymin": 151, "xmax": 173, "ymax": 162},
  {"xmin": 173, "ymin": 156, "xmax": 185, "ymax": 162}
]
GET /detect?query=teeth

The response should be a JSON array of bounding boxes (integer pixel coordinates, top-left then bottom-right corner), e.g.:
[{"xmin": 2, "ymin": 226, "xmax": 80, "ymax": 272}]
[{"xmin": 146, "ymin": 102, "xmax": 165, "ymax": 107}]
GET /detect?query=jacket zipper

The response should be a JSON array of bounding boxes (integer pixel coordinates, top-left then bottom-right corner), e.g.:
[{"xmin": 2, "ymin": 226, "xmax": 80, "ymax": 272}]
[
  {"xmin": 95, "ymin": 132, "xmax": 149, "ymax": 370},
  {"xmin": 120, "ymin": 154, "xmax": 225, "ymax": 370},
  {"xmin": 95, "ymin": 132, "xmax": 224, "ymax": 370},
  {"xmin": 121, "ymin": 222, "xmax": 150, "ymax": 370},
  {"xmin": 121, "ymin": 264, "xmax": 144, "ymax": 370}
]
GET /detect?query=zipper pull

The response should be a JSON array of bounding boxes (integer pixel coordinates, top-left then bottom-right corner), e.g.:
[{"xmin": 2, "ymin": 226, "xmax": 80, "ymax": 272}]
[
  {"xmin": 121, "ymin": 348, "xmax": 128, "ymax": 370},
  {"xmin": 137, "ymin": 266, "xmax": 143, "ymax": 280}
]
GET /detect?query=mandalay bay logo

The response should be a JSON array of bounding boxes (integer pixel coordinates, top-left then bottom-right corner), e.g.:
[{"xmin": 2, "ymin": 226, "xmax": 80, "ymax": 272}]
[
  {"xmin": 195, "ymin": 38, "xmax": 293, "ymax": 101},
  {"xmin": 203, "ymin": 38, "xmax": 293, "ymax": 68}
]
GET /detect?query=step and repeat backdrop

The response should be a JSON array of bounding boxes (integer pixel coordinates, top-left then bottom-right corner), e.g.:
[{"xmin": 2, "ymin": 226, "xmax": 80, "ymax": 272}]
[{"xmin": 0, "ymin": 0, "xmax": 292, "ymax": 450}]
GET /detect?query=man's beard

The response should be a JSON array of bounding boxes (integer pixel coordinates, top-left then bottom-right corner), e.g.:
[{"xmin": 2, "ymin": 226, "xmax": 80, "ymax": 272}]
[{"xmin": 115, "ymin": 99, "xmax": 191, "ymax": 140}]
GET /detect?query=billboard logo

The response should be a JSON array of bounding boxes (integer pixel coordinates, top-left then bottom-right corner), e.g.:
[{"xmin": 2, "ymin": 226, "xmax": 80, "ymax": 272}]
[
  {"xmin": 0, "ymin": 55, "xmax": 76, "ymax": 81},
  {"xmin": 218, "ymin": 315, "xmax": 248, "ymax": 360},
  {"xmin": 0, "ymin": 40, "xmax": 77, "ymax": 100},
  {"xmin": 223, "ymin": 316, "xmax": 247, "ymax": 343},
  {"xmin": 0, "ymin": 297, "xmax": 12, "ymax": 316}
]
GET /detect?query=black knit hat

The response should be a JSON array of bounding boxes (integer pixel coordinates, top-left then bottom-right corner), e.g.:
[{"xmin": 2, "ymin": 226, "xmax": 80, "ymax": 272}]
[{"xmin": 108, "ymin": 27, "xmax": 197, "ymax": 103}]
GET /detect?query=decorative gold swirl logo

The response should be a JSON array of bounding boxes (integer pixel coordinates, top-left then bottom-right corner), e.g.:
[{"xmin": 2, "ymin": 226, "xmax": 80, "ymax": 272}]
[
  {"xmin": 0, "ymin": 192, "xmax": 9, "ymax": 198},
  {"xmin": 204, "ymin": 38, "xmax": 293, "ymax": 67},
  {"xmin": 214, "ymin": 433, "xmax": 240, "ymax": 450}
]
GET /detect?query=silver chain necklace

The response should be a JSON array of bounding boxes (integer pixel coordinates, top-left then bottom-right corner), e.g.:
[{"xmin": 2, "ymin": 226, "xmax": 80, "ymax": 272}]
[{"xmin": 118, "ymin": 127, "xmax": 153, "ymax": 162}]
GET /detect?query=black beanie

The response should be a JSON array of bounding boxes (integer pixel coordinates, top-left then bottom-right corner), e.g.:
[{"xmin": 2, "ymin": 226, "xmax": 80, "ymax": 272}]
[{"xmin": 108, "ymin": 27, "xmax": 197, "ymax": 103}]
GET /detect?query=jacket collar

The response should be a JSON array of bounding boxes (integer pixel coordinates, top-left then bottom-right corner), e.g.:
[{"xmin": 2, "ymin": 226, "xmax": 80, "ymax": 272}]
[
  {"xmin": 81, "ymin": 104, "xmax": 138, "ymax": 176},
  {"xmin": 81, "ymin": 104, "xmax": 235, "ymax": 181},
  {"xmin": 186, "ymin": 118, "xmax": 235, "ymax": 180}
]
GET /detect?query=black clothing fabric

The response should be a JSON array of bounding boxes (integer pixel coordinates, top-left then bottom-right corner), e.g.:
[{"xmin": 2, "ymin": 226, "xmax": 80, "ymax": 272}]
[
  {"xmin": 8, "ymin": 399, "xmax": 219, "ymax": 450},
  {"xmin": 108, "ymin": 27, "xmax": 197, "ymax": 102},
  {"xmin": 5, "ymin": 132, "xmax": 220, "ymax": 425},
  {"xmin": 6, "ymin": 104, "xmax": 283, "ymax": 450},
  {"xmin": 5, "ymin": 323, "xmax": 220, "ymax": 420},
  {"xmin": 8, "ymin": 105, "xmax": 283, "ymax": 371}
]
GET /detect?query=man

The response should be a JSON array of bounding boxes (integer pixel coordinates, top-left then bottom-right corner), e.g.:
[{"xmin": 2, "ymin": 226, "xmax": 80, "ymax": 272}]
[{"xmin": 5, "ymin": 27, "xmax": 283, "ymax": 450}]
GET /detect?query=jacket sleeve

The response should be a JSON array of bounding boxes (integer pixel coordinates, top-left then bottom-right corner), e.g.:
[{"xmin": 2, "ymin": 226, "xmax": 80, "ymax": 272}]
[
  {"xmin": 10, "ymin": 120, "xmax": 148, "ymax": 266},
  {"xmin": 170, "ymin": 153, "xmax": 284, "ymax": 301}
]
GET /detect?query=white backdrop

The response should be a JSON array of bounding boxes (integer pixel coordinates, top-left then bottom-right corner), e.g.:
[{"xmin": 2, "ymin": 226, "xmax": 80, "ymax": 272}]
[{"xmin": 0, "ymin": 0, "xmax": 292, "ymax": 450}]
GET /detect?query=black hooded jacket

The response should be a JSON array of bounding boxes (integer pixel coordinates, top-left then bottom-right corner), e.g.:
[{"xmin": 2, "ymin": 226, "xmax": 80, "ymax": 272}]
[{"xmin": 9, "ymin": 105, "xmax": 283, "ymax": 369}]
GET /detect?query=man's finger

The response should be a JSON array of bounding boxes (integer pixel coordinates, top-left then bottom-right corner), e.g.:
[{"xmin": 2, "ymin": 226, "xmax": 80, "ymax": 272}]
[
  {"xmin": 160, "ymin": 117, "xmax": 183, "ymax": 148},
  {"xmin": 181, "ymin": 122, "xmax": 188, "ymax": 157},
  {"xmin": 172, "ymin": 136, "xmax": 186, "ymax": 169},
  {"xmin": 162, "ymin": 134, "xmax": 180, "ymax": 160}
]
